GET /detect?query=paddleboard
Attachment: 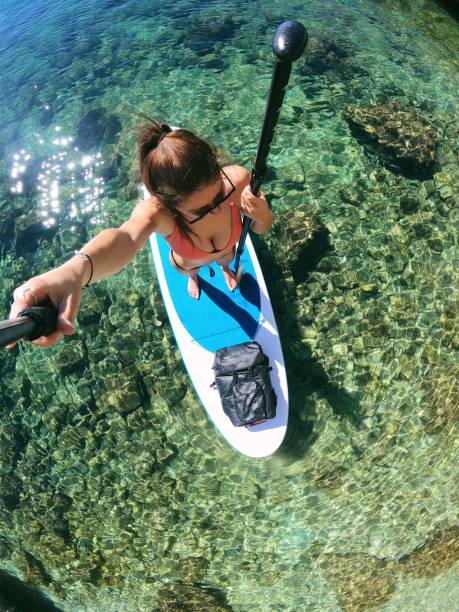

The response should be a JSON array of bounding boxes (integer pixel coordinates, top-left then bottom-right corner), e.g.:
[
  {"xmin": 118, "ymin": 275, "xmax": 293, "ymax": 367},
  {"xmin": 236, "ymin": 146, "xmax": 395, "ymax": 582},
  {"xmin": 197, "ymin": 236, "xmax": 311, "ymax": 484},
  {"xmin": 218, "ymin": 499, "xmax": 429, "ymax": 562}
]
[{"xmin": 147, "ymin": 208, "xmax": 288, "ymax": 458}]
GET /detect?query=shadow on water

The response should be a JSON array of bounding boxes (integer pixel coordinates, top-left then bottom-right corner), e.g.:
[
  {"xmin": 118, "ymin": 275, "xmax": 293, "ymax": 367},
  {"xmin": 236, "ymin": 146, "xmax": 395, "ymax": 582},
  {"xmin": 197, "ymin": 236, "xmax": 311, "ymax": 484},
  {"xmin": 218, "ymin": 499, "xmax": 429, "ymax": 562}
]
[
  {"xmin": 436, "ymin": 0, "xmax": 459, "ymax": 20},
  {"xmin": 0, "ymin": 570, "xmax": 62, "ymax": 612},
  {"xmin": 251, "ymin": 234, "xmax": 365, "ymax": 461}
]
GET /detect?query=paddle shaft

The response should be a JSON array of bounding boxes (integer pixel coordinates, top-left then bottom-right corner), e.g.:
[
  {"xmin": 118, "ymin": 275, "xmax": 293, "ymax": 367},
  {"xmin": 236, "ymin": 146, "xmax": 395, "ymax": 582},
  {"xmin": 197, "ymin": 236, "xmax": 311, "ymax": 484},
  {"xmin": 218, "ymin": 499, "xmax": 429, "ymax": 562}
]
[
  {"xmin": 234, "ymin": 60, "xmax": 293, "ymax": 272},
  {"xmin": 233, "ymin": 20, "xmax": 307, "ymax": 274}
]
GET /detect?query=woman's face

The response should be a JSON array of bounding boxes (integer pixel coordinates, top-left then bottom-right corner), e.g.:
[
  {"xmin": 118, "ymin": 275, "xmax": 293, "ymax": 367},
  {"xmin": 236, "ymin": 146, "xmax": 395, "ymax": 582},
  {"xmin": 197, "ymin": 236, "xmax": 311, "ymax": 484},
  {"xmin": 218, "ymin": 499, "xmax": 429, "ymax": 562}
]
[{"xmin": 175, "ymin": 169, "xmax": 236, "ymax": 224}]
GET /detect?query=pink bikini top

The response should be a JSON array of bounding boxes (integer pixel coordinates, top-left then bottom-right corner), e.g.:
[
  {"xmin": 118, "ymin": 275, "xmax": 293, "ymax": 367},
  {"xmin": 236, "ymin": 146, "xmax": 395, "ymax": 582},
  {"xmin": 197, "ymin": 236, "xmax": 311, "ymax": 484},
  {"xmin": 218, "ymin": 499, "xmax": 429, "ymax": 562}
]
[{"xmin": 165, "ymin": 201, "xmax": 242, "ymax": 260}]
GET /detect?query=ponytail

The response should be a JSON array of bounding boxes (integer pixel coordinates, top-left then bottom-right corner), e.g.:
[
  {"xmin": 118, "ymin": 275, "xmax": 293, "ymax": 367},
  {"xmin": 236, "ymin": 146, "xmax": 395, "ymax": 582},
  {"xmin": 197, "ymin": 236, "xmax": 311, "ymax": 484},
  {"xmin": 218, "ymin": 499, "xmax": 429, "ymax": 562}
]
[{"xmin": 136, "ymin": 115, "xmax": 225, "ymax": 242}]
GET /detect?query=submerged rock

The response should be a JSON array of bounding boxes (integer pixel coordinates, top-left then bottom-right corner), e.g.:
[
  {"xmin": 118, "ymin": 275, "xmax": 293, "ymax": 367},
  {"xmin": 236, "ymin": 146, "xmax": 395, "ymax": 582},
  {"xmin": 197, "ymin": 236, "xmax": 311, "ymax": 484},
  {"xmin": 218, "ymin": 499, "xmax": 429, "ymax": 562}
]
[
  {"xmin": 157, "ymin": 584, "xmax": 231, "ymax": 611},
  {"xmin": 15, "ymin": 211, "xmax": 58, "ymax": 252},
  {"xmin": 398, "ymin": 526, "xmax": 459, "ymax": 577},
  {"xmin": 399, "ymin": 195, "xmax": 420, "ymax": 214},
  {"xmin": 268, "ymin": 205, "xmax": 330, "ymax": 284},
  {"xmin": 421, "ymin": 363, "xmax": 459, "ymax": 432},
  {"xmin": 177, "ymin": 14, "xmax": 243, "ymax": 58},
  {"xmin": 317, "ymin": 525, "xmax": 459, "ymax": 611},
  {"xmin": 74, "ymin": 107, "xmax": 122, "ymax": 152},
  {"xmin": 317, "ymin": 552, "xmax": 396, "ymax": 611},
  {"xmin": 434, "ymin": 170, "xmax": 459, "ymax": 203},
  {"xmin": 54, "ymin": 340, "xmax": 87, "ymax": 376},
  {"xmin": 343, "ymin": 101, "xmax": 437, "ymax": 178},
  {"xmin": 298, "ymin": 36, "xmax": 368, "ymax": 83}
]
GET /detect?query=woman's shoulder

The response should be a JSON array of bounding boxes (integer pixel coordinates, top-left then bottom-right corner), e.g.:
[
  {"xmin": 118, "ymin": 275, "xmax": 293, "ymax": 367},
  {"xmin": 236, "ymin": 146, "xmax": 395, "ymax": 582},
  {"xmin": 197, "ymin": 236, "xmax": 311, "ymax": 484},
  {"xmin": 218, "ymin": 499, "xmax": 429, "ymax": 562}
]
[
  {"xmin": 223, "ymin": 164, "xmax": 250, "ymax": 210},
  {"xmin": 129, "ymin": 195, "xmax": 174, "ymax": 236},
  {"xmin": 224, "ymin": 164, "xmax": 250, "ymax": 188}
]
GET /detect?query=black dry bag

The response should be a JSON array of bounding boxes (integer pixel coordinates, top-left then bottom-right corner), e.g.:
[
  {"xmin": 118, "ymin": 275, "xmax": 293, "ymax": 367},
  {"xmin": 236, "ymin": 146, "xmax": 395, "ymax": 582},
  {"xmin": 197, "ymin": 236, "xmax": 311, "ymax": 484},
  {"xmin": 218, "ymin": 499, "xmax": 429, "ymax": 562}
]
[{"xmin": 212, "ymin": 341, "xmax": 277, "ymax": 427}]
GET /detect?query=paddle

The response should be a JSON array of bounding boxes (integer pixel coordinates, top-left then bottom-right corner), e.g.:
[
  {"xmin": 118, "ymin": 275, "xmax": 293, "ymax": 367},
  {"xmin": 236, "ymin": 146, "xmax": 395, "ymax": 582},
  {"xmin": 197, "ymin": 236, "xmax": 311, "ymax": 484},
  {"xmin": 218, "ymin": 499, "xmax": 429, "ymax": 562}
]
[
  {"xmin": 233, "ymin": 20, "xmax": 308, "ymax": 277},
  {"xmin": 0, "ymin": 301, "xmax": 58, "ymax": 349}
]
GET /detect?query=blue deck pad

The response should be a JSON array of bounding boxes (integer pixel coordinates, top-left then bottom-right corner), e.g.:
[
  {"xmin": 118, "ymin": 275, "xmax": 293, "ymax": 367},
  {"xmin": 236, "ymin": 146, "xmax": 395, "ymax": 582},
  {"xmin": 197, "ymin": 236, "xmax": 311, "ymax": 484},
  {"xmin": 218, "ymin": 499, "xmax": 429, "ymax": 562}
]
[{"xmin": 158, "ymin": 237, "xmax": 262, "ymax": 352}]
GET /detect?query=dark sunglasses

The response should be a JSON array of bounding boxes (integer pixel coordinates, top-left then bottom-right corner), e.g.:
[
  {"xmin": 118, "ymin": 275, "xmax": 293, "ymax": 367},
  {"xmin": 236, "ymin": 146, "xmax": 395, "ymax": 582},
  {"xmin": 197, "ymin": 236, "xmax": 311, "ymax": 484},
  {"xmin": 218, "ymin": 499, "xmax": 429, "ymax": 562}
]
[{"xmin": 182, "ymin": 168, "xmax": 236, "ymax": 224}]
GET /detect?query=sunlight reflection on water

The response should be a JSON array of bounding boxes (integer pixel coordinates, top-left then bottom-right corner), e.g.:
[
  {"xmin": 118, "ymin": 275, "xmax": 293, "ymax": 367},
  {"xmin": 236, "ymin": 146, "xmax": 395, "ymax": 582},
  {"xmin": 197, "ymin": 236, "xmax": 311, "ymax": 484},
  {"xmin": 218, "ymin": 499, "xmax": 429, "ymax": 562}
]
[{"xmin": 9, "ymin": 127, "xmax": 108, "ymax": 229}]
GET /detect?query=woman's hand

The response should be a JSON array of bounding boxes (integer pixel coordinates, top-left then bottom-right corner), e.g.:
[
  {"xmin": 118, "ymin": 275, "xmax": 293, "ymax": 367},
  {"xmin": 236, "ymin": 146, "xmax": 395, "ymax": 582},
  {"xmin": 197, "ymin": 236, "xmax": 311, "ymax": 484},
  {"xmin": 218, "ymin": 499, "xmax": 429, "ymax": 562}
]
[
  {"xmin": 7, "ymin": 258, "xmax": 88, "ymax": 349},
  {"xmin": 240, "ymin": 186, "xmax": 273, "ymax": 234}
]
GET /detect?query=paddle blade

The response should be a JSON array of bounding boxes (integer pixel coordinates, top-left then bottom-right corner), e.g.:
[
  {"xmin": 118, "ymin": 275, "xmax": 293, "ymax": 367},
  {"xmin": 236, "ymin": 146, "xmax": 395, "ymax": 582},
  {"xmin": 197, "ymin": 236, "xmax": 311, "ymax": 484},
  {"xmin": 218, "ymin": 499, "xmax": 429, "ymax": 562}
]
[{"xmin": 273, "ymin": 20, "xmax": 308, "ymax": 62}]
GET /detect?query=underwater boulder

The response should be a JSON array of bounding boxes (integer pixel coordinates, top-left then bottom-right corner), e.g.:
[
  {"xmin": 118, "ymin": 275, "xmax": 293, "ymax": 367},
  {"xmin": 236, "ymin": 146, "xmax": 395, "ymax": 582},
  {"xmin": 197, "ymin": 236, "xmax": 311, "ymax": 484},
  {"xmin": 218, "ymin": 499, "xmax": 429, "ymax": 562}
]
[
  {"xmin": 177, "ymin": 14, "xmax": 242, "ymax": 57},
  {"xmin": 15, "ymin": 211, "xmax": 57, "ymax": 253},
  {"xmin": 317, "ymin": 552, "xmax": 396, "ymax": 611},
  {"xmin": 298, "ymin": 36, "xmax": 369, "ymax": 83},
  {"xmin": 74, "ymin": 107, "xmax": 122, "ymax": 152},
  {"xmin": 157, "ymin": 584, "xmax": 231, "ymax": 611},
  {"xmin": 421, "ymin": 363, "xmax": 459, "ymax": 432},
  {"xmin": 0, "ymin": 207, "xmax": 17, "ymax": 249},
  {"xmin": 21, "ymin": 155, "xmax": 49, "ymax": 195},
  {"xmin": 398, "ymin": 525, "xmax": 459, "ymax": 577},
  {"xmin": 269, "ymin": 205, "xmax": 331, "ymax": 284},
  {"xmin": 434, "ymin": 169, "xmax": 459, "ymax": 205},
  {"xmin": 343, "ymin": 100, "xmax": 437, "ymax": 178}
]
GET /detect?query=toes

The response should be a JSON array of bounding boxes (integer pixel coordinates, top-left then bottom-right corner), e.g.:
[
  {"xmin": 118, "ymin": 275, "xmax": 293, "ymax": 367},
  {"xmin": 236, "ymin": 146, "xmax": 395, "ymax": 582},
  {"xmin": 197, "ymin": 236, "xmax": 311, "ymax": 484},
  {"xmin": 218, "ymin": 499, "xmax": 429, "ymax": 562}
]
[
  {"xmin": 221, "ymin": 267, "xmax": 237, "ymax": 291},
  {"xmin": 187, "ymin": 277, "xmax": 200, "ymax": 300}
]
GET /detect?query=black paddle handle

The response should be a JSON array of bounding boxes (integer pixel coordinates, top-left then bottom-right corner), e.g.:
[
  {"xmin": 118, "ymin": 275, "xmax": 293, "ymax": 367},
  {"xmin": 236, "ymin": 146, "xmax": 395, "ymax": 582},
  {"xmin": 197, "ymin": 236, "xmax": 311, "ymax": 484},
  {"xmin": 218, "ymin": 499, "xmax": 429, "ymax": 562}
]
[
  {"xmin": 250, "ymin": 59, "xmax": 293, "ymax": 197},
  {"xmin": 236, "ymin": 61, "xmax": 294, "ymax": 259},
  {"xmin": 234, "ymin": 21, "xmax": 308, "ymax": 273},
  {"xmin": 0, "ymin": 303, "xmax": 58, "ymax": 348}
]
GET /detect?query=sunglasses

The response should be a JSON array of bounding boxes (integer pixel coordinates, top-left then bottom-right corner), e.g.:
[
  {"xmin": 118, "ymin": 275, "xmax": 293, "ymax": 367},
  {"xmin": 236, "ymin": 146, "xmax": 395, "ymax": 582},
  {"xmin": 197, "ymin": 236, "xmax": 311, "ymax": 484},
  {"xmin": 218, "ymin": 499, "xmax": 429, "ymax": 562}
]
[{"xmin": 180, "ymin": 168, "xmax": 236, "ymax": 224}]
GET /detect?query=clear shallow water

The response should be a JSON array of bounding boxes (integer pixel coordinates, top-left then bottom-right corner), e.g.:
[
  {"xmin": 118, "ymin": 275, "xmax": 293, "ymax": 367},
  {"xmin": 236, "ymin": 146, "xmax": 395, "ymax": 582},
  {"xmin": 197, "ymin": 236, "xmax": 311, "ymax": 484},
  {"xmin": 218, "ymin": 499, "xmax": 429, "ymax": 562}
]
[{"xmin": 0, "ymin": 0, "xmax": 458, "ymax": 610}]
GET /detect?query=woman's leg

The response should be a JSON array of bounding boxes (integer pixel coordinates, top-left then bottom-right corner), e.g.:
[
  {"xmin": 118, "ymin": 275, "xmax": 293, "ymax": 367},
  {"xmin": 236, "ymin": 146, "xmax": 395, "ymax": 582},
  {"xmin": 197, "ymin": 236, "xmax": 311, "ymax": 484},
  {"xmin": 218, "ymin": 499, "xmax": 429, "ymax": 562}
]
[
  {"xmin": 216, "ymin": 248, "xmax": 238, "ymax": 292},
  {"xmin": 169, "ymin": 251, "xmax": 201, "ymax": 300}
]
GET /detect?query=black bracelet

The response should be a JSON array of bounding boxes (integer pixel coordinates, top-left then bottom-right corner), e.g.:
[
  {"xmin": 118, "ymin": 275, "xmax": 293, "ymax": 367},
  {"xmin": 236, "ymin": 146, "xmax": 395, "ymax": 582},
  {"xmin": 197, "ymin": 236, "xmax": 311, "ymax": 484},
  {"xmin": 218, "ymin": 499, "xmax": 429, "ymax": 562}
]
[{"xmin": 77, "ymin": 252, "xmax": 94, "ymax": 287}]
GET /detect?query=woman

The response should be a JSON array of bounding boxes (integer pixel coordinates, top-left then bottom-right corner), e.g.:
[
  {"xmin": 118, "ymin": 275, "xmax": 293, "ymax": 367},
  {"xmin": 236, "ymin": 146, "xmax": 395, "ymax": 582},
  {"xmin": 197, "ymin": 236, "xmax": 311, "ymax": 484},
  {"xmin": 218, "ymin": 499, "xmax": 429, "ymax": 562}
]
[{"xmin": 8, "ymin": 120, "xmax": 273, "ymax": 349}]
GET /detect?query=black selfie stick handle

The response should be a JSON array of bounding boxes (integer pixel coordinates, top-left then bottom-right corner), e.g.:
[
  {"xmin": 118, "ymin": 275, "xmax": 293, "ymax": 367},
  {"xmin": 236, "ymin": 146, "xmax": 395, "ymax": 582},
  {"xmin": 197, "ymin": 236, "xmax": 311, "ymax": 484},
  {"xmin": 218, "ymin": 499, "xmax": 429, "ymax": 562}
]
[{"xmin": 0, "ymin": 303, "xmax": 58, "ymax": 348}]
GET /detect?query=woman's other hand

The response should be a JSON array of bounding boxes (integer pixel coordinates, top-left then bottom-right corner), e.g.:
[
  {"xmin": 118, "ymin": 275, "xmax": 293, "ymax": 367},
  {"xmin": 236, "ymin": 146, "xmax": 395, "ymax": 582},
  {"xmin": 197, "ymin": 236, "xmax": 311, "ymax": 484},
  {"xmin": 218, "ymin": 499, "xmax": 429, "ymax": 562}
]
[{"xmin": 240, "ymin": 185, "xmax": 273, "ymax": 234}]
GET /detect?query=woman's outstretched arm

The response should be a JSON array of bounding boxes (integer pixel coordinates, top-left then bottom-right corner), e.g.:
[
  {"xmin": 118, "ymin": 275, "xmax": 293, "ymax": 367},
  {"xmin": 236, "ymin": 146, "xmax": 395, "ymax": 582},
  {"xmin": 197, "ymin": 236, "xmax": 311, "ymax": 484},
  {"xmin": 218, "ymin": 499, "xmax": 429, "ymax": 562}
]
[{"xmin": 8, "ymin": 201, "xmax": 159, "ymax": 348}]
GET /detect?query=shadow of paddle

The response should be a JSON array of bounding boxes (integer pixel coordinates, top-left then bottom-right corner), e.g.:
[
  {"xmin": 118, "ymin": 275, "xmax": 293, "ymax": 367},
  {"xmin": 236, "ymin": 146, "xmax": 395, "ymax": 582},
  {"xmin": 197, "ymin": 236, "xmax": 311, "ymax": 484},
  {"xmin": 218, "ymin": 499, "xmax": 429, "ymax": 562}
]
[
  {"xmin": 250, "ymin": 234, "xmax": 365, "ymax": 461},
  {"xmin": 238, "ymin": 272, "xmax": 261, "ymax": 309},
  {"xmin": 199, "ymin": 276, "xmax": 260, "ymax": 338}
]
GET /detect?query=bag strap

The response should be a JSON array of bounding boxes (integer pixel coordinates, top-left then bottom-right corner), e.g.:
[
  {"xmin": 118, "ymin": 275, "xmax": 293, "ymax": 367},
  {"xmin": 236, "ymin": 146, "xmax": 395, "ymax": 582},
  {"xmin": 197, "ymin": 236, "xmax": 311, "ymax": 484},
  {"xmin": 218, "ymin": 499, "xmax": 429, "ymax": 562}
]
[
  {"xmin": 214, "ymin": 355, "xmax": 270, "ymax": 375},
  {"xmin": 216, "ymin": 365, "xmax": 269, "ymax": 375}
]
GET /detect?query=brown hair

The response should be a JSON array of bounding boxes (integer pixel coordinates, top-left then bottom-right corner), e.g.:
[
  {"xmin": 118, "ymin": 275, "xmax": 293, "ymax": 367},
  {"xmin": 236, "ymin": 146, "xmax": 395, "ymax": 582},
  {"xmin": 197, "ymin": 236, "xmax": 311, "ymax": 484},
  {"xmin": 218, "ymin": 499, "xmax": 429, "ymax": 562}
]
[{"xmin": 137, "ymin": 116, "xmax": 224, "ymax": 242}]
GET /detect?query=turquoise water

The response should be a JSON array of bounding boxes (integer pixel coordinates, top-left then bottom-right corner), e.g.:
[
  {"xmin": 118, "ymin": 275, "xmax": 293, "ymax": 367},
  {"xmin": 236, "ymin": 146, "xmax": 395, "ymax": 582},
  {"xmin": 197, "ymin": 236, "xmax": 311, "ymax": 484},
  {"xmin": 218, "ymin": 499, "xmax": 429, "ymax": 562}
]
[{"xmin": 0, "ymin": 0, "xmax": 458, "ymax": 610}]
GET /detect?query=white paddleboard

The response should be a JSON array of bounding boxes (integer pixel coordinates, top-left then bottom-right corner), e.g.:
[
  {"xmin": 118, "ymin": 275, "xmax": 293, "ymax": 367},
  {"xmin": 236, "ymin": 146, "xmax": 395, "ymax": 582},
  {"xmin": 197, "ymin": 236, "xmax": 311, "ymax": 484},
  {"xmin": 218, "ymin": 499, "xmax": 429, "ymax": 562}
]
[{"xmin": 147, "ymin": 214, "xmax": 288, "ymax": 458}]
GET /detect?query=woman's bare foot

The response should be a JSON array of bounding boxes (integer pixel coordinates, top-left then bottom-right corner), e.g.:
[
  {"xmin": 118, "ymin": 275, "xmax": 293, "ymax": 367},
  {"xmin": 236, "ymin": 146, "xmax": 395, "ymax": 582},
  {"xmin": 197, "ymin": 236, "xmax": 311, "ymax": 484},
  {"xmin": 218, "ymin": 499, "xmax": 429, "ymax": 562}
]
[
  {"xmin": 221, "ymin": 265, "xmax": 237, "ymax": 292},
  {"xmin": 187, "ymin": 274, "xmax": 200, "ymax": 299}
]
